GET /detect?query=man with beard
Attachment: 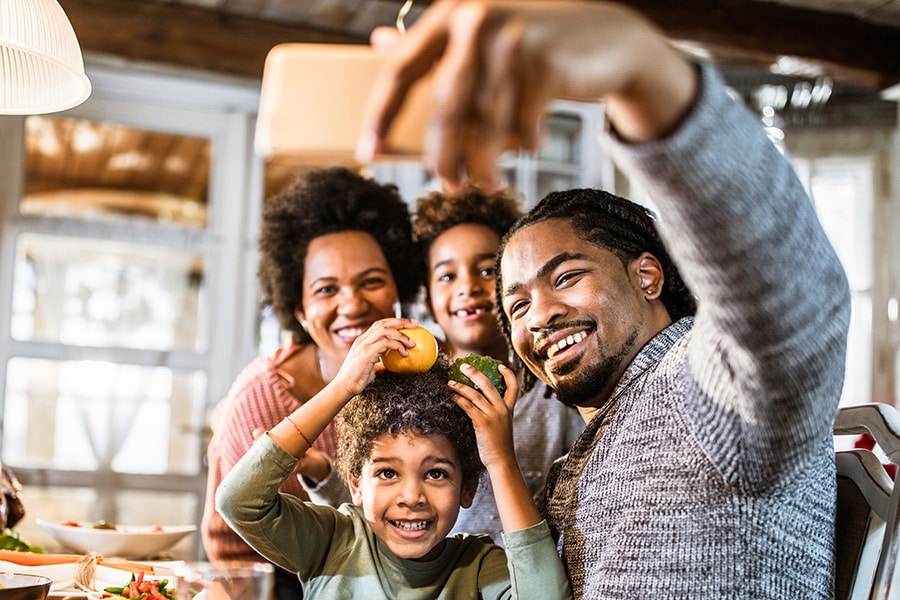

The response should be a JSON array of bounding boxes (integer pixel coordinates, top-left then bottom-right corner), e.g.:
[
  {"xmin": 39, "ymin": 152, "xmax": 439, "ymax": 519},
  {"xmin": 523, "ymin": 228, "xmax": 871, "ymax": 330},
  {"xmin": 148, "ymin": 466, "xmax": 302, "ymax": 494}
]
[{"xmin": 357, "ymin": 2, "xmax": 851, "ymax": 597}]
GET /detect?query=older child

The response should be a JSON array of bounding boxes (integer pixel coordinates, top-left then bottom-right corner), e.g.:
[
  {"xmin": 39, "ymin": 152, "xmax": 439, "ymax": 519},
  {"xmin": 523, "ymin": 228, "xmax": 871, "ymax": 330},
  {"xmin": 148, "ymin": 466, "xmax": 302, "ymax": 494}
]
[
  {"xmin": 412, "ymin": 188, "xmax": 583, "ymax": 543},
  {"xmin": 216, "ymin": 318, "xmax": 571, "ymax": 599}
]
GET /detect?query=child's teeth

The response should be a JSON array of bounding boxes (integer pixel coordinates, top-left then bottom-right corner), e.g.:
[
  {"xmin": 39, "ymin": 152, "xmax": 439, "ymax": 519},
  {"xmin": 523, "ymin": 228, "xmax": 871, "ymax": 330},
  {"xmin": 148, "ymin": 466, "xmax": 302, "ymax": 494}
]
[{"xmin": 392, "ymin": 520, "xmax": 427, "ymax": 531}]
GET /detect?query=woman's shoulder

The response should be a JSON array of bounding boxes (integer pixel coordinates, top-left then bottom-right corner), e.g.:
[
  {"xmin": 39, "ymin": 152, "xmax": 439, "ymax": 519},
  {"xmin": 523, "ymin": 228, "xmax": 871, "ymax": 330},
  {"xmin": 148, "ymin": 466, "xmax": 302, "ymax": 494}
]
[
  {"xmin": 224, "ymin": 353, "xmax": 290, "ymax": 403},
  {"xmin": 271, "ymin": 338, "xmax": 309, "ymax": 366},
  {"xmin": 210, "ymin": 349, "xmax": 304, "ymax": 430}
]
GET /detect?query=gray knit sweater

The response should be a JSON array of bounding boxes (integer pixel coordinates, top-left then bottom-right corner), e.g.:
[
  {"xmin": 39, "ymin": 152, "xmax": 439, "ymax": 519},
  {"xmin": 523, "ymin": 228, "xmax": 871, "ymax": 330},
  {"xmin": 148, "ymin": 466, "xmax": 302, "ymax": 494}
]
[{"xmin": 539, "ymin": 63, "xmax": 851, "ymax": 598}]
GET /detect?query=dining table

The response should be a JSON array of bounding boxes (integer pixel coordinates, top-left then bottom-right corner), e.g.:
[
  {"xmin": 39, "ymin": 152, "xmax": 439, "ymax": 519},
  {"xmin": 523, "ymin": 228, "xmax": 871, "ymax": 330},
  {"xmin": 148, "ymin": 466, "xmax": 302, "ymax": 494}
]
[{"xmin": 0, "ymin": 549, "xmax": 180, "ymax": 599}]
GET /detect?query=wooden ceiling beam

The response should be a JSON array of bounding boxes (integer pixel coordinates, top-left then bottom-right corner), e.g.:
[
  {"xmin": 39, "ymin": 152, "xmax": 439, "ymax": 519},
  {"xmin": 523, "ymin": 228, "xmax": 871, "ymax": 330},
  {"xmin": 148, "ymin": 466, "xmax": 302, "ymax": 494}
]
[
  {"xmin": 59, "ymin": 0, "xmax": 369, "ymax": 80},
  {"xmin": 623, "ymin": 0, "xmax": 900, "ymax": 90},
  {"xmin": 60, "ymin": 0, "xmax": 900, "ymax": 90}
]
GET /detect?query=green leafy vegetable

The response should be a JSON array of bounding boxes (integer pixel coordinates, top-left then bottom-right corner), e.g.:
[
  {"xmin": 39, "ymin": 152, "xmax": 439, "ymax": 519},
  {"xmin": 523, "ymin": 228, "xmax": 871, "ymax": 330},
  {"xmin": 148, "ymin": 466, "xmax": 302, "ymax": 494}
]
[
  {"xmin": 449, "ymin": 354, "xmax": 507, "ymax": 397},
  {"xmin": 0, "ymin": 527, "xmax": 44, "ymax": 553}
]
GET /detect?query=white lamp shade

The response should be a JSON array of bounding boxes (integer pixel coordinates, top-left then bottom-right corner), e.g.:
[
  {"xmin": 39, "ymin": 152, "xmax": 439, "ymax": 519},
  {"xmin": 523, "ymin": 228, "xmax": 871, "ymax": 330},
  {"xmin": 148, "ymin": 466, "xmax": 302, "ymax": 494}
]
[
  {"xmin": 255, "ymin": 43, "xmax": 432, "ymax": 163},
  {"xmin": 0, "ymin": 0, "xmax": 91, "ymax": 115}
]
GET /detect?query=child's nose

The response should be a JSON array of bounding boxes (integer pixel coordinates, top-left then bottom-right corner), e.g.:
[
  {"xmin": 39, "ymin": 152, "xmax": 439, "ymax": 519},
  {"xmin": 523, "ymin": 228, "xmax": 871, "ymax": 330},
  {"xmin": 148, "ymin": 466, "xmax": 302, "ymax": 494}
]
[
  {"xmin": 455, "ymin": 270, "xmax": 486, "ymax": 297},
  {"xmin": 397, "ymin": 479, "xmax": 426, "ymax": 506}
]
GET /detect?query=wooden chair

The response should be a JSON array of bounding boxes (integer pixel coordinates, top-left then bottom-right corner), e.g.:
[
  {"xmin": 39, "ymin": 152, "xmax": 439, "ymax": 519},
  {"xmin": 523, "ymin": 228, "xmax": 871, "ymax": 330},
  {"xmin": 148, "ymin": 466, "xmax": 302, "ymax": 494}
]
[{"xmin": 833, "ymin": 403, "xmax": 900, "ymax": 600}]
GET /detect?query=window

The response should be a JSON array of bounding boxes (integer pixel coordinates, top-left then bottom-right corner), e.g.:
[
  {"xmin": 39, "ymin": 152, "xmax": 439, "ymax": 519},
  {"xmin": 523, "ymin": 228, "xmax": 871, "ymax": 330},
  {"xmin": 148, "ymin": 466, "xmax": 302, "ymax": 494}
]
[
  {"xmin": 0, "ymin": 61, "xmax": 263, "ymax": 559},
  {"xmin": 792, "ymin": 156, "xmax": 875, "ymax": 408}
]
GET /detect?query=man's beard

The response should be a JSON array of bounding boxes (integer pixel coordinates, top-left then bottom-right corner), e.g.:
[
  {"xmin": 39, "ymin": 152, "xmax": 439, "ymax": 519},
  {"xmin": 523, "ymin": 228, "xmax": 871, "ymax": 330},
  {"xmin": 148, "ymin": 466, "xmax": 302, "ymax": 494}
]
[
  {"xmin": 552, "ymin": 356, "xmax": 620, "ymax": 408},
  {"xmin": 549, "ymin": 328, "xmax": 638, "ymax": 409}
]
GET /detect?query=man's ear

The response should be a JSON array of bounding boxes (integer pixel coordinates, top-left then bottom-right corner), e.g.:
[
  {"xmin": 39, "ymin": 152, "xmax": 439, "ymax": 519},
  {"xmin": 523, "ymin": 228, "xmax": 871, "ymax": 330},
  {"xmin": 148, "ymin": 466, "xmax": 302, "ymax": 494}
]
[
  {"xmin": 348, "ymin": 476, "xmax": 364, "ymax": 506},
  {"xmin": 634, "ymin": 252, "xmax": 665, "ymax": 300},
  {"xmin": 460, "ymin": 480, "xmax": 478, "ymax": 509}
]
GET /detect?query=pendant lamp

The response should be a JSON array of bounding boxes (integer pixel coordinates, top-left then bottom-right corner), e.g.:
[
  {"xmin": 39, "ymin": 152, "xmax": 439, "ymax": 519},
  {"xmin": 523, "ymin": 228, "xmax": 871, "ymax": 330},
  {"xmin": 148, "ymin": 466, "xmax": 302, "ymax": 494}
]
[{"xmin": 0, "ymin": 0, "xmax": 92, "ymax": 115}]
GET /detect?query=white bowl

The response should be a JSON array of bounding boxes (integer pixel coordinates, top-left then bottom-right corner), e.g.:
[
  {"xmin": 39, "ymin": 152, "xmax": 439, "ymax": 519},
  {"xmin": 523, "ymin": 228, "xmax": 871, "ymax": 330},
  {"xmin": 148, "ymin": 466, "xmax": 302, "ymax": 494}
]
[{"xmin": 35, "ymin": 519, "xmax": 196, "ymax": 560}]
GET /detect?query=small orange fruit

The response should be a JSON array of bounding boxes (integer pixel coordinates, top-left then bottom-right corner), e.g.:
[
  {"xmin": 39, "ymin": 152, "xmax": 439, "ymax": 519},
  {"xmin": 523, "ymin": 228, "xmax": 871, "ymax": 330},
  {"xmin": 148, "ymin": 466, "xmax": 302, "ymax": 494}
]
[{"xmin": 382, "ymin": 327, "xmax": 439, "ymax": 374}]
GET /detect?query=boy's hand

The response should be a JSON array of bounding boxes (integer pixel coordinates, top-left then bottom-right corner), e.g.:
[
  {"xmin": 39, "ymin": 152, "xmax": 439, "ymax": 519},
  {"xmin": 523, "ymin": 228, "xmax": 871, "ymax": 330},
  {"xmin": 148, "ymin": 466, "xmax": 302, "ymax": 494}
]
[
  {"xmin": 449, "ymin": 361, "xmax": 519, "ymax": 469},
  {"xmin": 330, "ymin": 318, "xmax": 420, "ymax": 398}
]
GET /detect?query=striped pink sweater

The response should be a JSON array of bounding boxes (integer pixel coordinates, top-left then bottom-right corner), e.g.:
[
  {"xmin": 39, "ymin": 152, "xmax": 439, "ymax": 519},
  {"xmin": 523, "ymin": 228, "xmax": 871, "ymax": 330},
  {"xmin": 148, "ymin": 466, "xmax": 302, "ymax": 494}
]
[{"xmin": 201, "ymin": 342, "xmax": 338, "ymax": 563}]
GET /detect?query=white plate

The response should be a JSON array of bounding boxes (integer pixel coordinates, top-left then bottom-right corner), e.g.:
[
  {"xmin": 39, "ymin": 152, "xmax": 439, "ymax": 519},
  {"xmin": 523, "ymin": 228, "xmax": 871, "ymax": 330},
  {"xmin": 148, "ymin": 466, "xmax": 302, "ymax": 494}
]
[
  {"xmin": 0, "ymin": 558, "xmax": 181, "ymax": 599},
  {"xmin": 36, "ymin": 519, "xmax": 196, "ymax": 560}
]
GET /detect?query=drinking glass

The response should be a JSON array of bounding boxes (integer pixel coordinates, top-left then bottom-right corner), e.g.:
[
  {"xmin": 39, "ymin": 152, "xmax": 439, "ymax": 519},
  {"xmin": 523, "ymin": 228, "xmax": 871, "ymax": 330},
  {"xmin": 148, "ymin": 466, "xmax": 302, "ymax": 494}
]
[{"xmin": 174, "ymin": 561, "xmax": 274, "ymax": 600}]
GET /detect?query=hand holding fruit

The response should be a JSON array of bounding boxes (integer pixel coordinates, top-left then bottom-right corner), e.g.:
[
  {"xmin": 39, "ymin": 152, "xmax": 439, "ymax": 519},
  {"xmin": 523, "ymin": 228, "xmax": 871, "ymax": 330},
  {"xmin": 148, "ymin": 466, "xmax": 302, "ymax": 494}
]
[
  {"xmin": 448, "ymin": 354, "xmax": 507, "ymax": 396},
  {"xmin": 381, "ymin": 326, "xmax": 439, "ymax": 374},
  {"xmin": 332, "ymin": 318, "xmax": 421, "ymax": 396},
  {"xmin": 449, "ymin": 358, "xmax": 519, "ymax": 470}
]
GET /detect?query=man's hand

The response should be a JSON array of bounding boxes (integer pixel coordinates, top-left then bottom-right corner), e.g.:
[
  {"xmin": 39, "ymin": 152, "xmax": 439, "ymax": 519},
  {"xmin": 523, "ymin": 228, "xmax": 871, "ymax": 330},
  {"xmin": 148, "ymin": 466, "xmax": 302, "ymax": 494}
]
[{"xmin": 356, "ymin": 1, "xmax": 697, "ymax": 192}]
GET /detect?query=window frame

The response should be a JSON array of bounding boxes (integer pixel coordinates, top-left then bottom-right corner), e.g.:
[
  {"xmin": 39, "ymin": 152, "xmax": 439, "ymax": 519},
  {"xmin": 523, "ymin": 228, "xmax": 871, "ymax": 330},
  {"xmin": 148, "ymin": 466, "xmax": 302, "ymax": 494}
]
[
  {"xmin": 786, "ymin": 126, "xmax": 897, "ymax": 409},
  {"xmin": 0, "ymin": 59, "xmax": 265, "ymax": 557}
]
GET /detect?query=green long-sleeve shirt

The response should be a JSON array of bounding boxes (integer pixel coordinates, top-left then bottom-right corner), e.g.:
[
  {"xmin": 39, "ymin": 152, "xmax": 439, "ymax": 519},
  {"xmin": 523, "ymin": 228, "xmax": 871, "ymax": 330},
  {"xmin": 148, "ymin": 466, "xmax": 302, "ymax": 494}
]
[{"xmin": 217, "ymin": 435, "xmax": 572, "ymax": 599}]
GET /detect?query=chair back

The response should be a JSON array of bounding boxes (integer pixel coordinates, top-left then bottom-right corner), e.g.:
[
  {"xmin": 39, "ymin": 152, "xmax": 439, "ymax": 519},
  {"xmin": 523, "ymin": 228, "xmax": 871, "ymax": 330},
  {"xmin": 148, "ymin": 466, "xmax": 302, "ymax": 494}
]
[{"xmin": 833, "ymin": 403, "xmax": 900, "ymax": 600}]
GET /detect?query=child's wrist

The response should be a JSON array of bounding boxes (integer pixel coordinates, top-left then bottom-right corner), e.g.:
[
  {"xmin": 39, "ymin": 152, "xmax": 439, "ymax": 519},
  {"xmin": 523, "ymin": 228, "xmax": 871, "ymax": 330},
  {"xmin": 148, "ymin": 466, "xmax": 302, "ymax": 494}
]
[
  {"xmin": 483, "ymin": 454, "xmax": 522, "ymax": 477},
  {"xmin": 323, "ymin": 375, "xmax": 361, "ymax": 404},
  {"xmin": 285, "ymin": 416, "xmax": 314, "ymax": 447}
]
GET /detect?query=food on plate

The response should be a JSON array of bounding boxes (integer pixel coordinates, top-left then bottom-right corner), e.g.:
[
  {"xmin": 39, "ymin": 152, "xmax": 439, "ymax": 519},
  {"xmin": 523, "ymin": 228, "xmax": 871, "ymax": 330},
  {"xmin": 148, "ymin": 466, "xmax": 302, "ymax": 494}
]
[
  {"xmin": 381, "ymin": 327, "xmax": 438, "ymax": 374},
  {"xmin": 98, "ymin": 572, "xmax": 174, "ymax": 599},
  {"xmin": 60, "ymin": 520, "xmax": 164, "ymax": 533},
  {"xmin": 448, "ymin": 354, "xmax": 507, "ymax": 396},
  {"xmin": 37, "ymin": 519, "xmax": 195, "ymax": 560},
  {"xmin": 61, "ymin": 520, "xmax": 118, "ymax": 529}
]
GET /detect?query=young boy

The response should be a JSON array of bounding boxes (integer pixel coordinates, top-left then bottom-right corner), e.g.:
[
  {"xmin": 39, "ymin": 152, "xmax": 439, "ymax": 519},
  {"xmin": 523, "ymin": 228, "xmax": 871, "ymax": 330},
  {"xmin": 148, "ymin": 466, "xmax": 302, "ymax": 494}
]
[
  {"xmin": 412, "ymin": 188, "xmax": 584, "ymax": 543},
  {"xmin": 216, "ymin": 317, "xmax": 571, "ymax": 599}
]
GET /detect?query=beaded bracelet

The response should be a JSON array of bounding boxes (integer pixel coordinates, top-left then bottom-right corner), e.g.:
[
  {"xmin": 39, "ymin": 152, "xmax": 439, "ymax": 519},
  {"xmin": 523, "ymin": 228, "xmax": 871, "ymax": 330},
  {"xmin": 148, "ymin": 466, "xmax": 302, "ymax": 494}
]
[{"xmin": 286, "ymin": 417, "xmax": 313, "ymax": 447}]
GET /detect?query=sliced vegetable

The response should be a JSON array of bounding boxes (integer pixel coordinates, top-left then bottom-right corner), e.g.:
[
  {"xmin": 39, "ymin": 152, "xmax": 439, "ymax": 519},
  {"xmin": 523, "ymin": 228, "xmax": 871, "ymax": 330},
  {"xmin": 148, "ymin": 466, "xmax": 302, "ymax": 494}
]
[{"xmin": 100, "ymin": 572, "xmax": 175, "ymax": 599}]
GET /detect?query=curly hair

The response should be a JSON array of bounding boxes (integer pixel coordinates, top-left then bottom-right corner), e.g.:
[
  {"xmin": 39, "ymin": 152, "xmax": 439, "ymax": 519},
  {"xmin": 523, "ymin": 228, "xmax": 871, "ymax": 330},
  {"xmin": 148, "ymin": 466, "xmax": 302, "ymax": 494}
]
[
  {"xmin": 335, "ymin": 356, "xmax": 484, "ymax": 491},
  {"xmin": 496, "ymin": 188, "xmax": 697, "ymax": 389},
  {"xmin": 257, "ymin": 167, "xmax": 422, "ymax": 343},
  {"xmin": 412, "ymin": 186, "xmax": 524, "ymax": 262},
  {"xmin": 412, "ymin": 186, "xmax": 539, "ymax": 390}
]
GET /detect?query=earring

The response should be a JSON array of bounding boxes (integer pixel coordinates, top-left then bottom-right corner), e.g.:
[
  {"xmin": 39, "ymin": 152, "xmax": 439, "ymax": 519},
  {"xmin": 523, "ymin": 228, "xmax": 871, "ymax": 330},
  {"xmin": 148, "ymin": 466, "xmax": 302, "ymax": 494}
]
[
  {"xmin": 646, "ymin": 289, "xmax": 653, "ymax": 295},
  {"xmin": 300, "ymin": 320, "xmax": 309, "ymax": 332}
]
